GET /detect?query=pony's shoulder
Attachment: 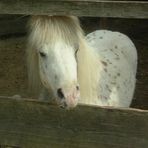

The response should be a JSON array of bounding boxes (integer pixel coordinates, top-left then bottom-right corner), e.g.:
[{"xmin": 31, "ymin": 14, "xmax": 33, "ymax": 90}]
[{"xmin": 85, "ymin": 30, "xmax": 137, "ymax": 75}]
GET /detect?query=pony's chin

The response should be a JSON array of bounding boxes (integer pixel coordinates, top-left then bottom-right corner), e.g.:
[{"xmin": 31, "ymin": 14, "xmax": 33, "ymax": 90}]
[
  {"xmin": 55, "ymin": 87, "xmax": 80, "ymax": 109},
  {"xmin": 65, "ymin": 99, "xmax": 78, "ymax": 109},
  {"xmin": 56, "ymin": 98, "xmax": 79, "ymax": 109}
]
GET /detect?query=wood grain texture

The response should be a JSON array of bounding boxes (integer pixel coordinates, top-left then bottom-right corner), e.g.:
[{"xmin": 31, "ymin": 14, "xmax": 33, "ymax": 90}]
[
  {"xmin": 0, "ymin": 97, "xmax": 147, "ymax": 148},
  {"xmin": 0, "ymin": 0, "xmax": 148, "ymax": 18}
]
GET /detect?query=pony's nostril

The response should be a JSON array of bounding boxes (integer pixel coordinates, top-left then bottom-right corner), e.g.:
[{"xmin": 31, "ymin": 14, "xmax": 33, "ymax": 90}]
[
  {"xmin": 60, "ymin": 102, "xmax": 67, "ymax": 109},
  {"xmin": 76, "ymin": 85, "xmax": 80, "ymax": 91},
  {"xmin": 57, "ymin": 88, "xmax": 64, "ymax": 99}
]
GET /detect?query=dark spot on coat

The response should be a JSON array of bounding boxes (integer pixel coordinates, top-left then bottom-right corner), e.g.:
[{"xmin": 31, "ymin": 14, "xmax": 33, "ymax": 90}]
[
  {"xmin": 111, "ymin": 81, "xmax": 116, "ymax": 85},
  {"xmin": 104, "ymin": 96, "xmax": 108, "ymax": 100},
  {"xmin": 117, "ymin": 73, "xmax": 121, "ymax": 76},
  {"xmin": 101, "ymin": 61, "xmax": 108, "ymax": 66},
  {"xmin": 106, "ymin": 84, "xmax": 109, "ymax": 88},
  {"xmin": 115, "ymin": 57, "xmax": 120, "ymax": 60},
  {"xmin": 99, "ymin": 36, "xmax": 103, "ymax": 39},
  {"xmin": 43, "ymin": 80, "xmax": 47, "ymax": 86},
  {"xmin": 115, "ymin": 45, "xmax": 118, "ymax": 49},
  {"xmin": 103, "ymin": 49, "xmax": 108, "ymax": 52},
  {"xmin": 123, "ymin": 81, "xmax": 126, "ymax": 85},
  {"xmin": 92, "ymin": 32, "xmax": 96, "ymax": 36},
  {"xmin": 42, "ymin": 69, "xmax": 45, "ymax": 75},
  {"xmin": 108, "ymin": 73, "xmax": 111, "ymax": 77},
  {"xmin": 105, "ymin": 84, "xmax": 111, "ymax": 92},
  {"xmin": 114, "ymin": 76, "xmax": 117, "ymax": 79},
  {"xmin": 104, "ymin": 68, "xmax": 107, "ymax": 72},
  {"xmin": 108, "ymin": 88, "xmax": 112, "ymax": 92},
  {"xmin": 106, "ymin": 59, "xmax": 110, "ymax": 63},
  {"xmin": 55, "ymin": 75, "xmax": 58, "ymax": 80},
  {"xmin": 87, "ymin": 36, "xmax": 90, "ymax": 40},
  {"xmin": 114, "ymin": 53, "xmax": 119, "ymax": 57}
]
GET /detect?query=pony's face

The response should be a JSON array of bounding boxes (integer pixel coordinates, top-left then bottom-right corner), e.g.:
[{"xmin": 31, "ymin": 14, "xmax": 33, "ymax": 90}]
[{"xmin": 38, "ymin": 41, "xmax": 80, "ymax": 108}]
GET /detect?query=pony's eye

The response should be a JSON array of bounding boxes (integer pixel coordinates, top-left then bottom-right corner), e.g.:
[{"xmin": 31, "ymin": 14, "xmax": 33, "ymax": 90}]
[
  {"xmin": 39, "ymin": 52, "xmax": 46, "ymax": 58},
  {"xmin": 74, "ymin": 44, "xmax": 79, "ymax": 56},
  {"xmin": 75, "ymin": 48, "xmax": 79, "ymax": 56}
]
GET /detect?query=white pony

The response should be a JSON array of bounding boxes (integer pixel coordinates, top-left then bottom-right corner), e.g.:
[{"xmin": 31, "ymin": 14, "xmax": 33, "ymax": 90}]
[{"xmin": 27, "ymin": 16, "xmax": 137, "ymax": 108}]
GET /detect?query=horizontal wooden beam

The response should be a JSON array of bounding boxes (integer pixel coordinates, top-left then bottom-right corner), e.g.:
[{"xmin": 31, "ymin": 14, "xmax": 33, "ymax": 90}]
[
  {"xmin": 0, "ymin": 97, "xmax": 147, "ymax": 147},
  {"xmin": 0, "ymin": 0, "xmax": 148, "ymax": 18}
]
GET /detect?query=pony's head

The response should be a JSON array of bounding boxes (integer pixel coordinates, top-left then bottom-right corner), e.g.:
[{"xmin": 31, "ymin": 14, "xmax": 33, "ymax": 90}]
[{"xmin": 27, "ymin": 16, "xmax": 84, "ymax": 108}]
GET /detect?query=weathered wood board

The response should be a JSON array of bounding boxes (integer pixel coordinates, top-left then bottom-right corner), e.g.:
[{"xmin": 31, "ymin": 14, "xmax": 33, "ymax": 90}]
[
  {"xmin": 0, "ymin": 97, "xmax": 147, "ymax": 148},
  {"xmin": 0, "ymin": 0, "xmax": 148, "ymax": 18}
]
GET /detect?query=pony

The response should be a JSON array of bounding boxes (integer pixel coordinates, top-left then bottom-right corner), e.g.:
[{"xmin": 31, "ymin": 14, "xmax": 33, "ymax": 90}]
[{"xmin": 27, "ymin": 16, "xmax": 137, "ymax": 108}]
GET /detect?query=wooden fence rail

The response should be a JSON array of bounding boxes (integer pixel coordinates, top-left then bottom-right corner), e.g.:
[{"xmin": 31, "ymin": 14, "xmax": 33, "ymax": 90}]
[
  {"xmin": 0, "ymin": 97, "xmax": 147, "ymax": 148},
  {"xmin": 0, "ymin": 0, "xmax": 148, "ymax": 18}
]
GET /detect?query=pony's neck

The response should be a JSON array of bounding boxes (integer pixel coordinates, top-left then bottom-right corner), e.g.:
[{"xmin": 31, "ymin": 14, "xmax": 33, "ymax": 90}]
[{"xmin": 77, "ymin": 37, "xmax": 99, "ymax": 104}]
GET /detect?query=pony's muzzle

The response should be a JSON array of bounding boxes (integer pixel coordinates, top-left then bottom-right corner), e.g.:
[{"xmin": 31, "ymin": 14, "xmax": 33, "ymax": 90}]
[
  {"xmin": 56, "ymin": 85, "xmax": 80, "ymax": 108},
  {"xmin": 57, "ymin": 88, "xmax": 65, "ymax": 99}
]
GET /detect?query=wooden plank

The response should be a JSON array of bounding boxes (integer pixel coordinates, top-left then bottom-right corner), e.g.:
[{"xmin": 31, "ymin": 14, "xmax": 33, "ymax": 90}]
[
  {"xmin": 0, "ymin": 97, "xmax": 147, "ymax": 148},
  {"xmin": 0, "ymin": 0, "xmax": 148, "ymax": 18}
]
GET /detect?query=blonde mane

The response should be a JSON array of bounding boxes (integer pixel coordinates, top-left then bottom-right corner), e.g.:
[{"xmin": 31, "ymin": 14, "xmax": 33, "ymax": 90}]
[
  {"xmin": 27, "ymin": 16, "xmax": 99, "ymax": 101},
  {"xmin": 77, "ymin": 38, "xmax": 99, "ymax": 103}
]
